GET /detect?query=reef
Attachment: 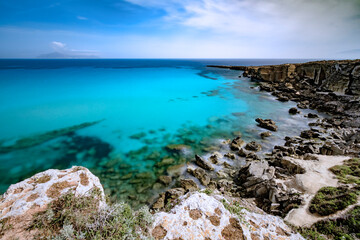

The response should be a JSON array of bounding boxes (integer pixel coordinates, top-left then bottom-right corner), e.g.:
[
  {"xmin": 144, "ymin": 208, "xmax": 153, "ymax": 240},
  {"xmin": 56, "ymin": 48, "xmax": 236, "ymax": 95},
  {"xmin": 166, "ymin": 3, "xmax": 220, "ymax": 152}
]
[{"xmin": 0, "ymin": 120, "xmax": 103, "ymax": 153}]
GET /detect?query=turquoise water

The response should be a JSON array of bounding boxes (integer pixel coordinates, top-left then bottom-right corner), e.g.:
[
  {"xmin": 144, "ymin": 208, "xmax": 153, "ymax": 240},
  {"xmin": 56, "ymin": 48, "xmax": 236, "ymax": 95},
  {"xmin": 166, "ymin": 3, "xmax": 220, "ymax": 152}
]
[{"xmin": 0, "ymin": 59, "xmax": 317, "ymax": 205}]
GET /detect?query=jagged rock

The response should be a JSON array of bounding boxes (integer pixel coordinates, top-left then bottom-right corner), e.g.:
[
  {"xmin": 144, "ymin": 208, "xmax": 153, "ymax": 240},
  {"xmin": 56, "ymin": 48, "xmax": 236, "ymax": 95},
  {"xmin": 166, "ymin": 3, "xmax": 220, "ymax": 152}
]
[
  {"xmin": 210, "ymin": 152, "xmax": 222, "ymax": 164},
  {"xmin": 280, "ymin": 159, "xmax": 306, "ymax": 175},
  {"xmin": 255, "ymin": 118, "xmax": 278, "ymax": 131},
  {"xmin": 230, "ymin": 137, "xmax": 245, "ymax": 151},
  {"xmin": 165, "ymin": 188, "xmax": 186, "ymax": 200},
  {"xmin": 224, "ymin": 152, "xmax": 236, "ymax": 160},
  {"xmin": 245, "ymin": 141, "xmax": 262, "ymax": 152},
  {"xmin": 237, "ymin": 148, "xmax": 249, "ymax": 157},
  {"xmin": 195, "ymin": 154, "xmax": 214, "ymax": 171},
  {"xmin": 191, "ymin": 168, "xmax": 210, "ymax": 186},
  {"xmin": 151, "ymin": 192, "xmax": 304, "ymax": 240},
  {"xmin": 179, "ymin": 179, "xmax": 198, "ymax": 191},
  {"xmin": 260, "ymin": 131, "xmax": 272, "ymax": 139},
  {"xmin": 300, "ymin": 129, "xmax": 320, "ymax": 139}
]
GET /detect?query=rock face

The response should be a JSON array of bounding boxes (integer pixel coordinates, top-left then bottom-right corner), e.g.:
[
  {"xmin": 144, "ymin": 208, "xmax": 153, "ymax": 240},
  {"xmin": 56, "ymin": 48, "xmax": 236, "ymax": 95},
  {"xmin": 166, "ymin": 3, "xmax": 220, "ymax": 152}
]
[
  {"xmin": 151, "ymin": 192, "xmax": 304, "ymax": 240},
  {"xmin": 239, "ymin": 60, "xmax": 360, "ymax": 95},
  {"xmin": 0, "ymin": 166, "xmax": 105, "ymax": 239}
]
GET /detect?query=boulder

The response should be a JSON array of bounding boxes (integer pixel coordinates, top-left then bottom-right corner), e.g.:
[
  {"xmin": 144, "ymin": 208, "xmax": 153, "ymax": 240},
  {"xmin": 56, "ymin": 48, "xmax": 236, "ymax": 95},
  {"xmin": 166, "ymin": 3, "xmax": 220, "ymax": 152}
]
[
  {"xmin": 191, "ymin": 168, "xmax": 211, "ymax": 186},
  {"xmin": 179, "ymin": 179, "xmax": 198, "ymax": 191},
  {"xmin": 288, "ymin": 107, "xmax": 300, "ymax": 114},
  {"xmin": 230, "ymin": 137, "xmax": 246, "ymax": 151},
  {"xmin": 195, "ymin": 154, "xmax": 214, "ymax": 171},
  {"xmin": 245, "ymin": 141, "xmax": 262, "ymax": 152},
  {"xmin": 260, "ymin": 131, "xmax": 272, "ymax": 139},
  {"xmin": 255, "ymin": 118, "xmax": 278, "ymax": 131}
]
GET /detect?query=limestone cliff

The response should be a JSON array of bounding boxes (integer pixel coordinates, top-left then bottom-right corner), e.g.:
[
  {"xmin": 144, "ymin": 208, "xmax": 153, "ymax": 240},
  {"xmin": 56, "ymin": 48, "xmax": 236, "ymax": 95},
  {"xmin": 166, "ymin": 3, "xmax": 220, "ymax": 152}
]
[{"xmin": 210, "ymin": 59, "xmax": 360, "ymax": 95}]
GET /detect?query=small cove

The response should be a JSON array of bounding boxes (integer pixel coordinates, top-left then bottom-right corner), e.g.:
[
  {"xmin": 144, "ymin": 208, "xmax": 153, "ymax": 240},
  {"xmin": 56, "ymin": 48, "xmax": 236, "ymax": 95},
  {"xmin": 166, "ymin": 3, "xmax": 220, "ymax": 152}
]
[{"xmin": 0, "ymin": 59, "xmax": 321, "ymax": 206}]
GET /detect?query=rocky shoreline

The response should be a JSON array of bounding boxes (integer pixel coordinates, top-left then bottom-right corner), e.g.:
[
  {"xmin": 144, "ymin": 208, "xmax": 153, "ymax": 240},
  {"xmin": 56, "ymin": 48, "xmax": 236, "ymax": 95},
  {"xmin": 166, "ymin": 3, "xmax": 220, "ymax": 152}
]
[{"xmin": 1, "ymin": 59, "xmax": 360, "ymax": 239}]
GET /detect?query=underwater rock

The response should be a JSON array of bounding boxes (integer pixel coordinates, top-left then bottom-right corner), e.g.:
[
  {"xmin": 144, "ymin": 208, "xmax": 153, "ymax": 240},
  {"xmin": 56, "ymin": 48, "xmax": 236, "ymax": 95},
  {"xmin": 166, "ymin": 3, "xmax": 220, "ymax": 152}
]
[
  {"xmin": 155, "ymin": 157, "xmax": 175, "ymax": 167},
  {"xmin": 158, "ymin": 175, "xmax": 172, "ymax": 186},
  {"xmin": 129, "ymin": 132, "xmax": 147, "ymax": 139},
  {"xmin": 166, "ymin": 164, "xmax": 186, "ymax": 177},
  {"xmin": 165, "ymin": 144, "xmax": 191, "ymax": 154},
  {"xmin": 0, "ymin": 120, "xmax": 103, "ymax": 153}
]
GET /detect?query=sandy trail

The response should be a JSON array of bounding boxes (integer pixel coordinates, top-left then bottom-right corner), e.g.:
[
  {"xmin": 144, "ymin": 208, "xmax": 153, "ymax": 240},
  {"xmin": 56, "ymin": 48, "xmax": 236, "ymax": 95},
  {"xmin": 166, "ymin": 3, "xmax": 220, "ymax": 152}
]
[{"xmin": 284, "ymin": 154, "xmax": 351, "ymax": 227}]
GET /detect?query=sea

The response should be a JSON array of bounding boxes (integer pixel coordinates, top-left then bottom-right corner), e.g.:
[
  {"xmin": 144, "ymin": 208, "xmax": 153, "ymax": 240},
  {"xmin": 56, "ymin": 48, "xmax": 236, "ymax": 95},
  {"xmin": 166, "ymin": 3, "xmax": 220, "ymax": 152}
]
[{"xmin": 0, "ymin": 59, "xmax": 320, "ymax": 206}]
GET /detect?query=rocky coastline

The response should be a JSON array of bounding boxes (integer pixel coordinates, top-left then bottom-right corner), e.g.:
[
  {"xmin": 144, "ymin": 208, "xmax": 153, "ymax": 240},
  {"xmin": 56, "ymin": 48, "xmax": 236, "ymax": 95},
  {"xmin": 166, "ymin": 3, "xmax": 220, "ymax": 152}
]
[{"xmin": 1, "ymin": 59, "xmax": 360, "ymax": 239}]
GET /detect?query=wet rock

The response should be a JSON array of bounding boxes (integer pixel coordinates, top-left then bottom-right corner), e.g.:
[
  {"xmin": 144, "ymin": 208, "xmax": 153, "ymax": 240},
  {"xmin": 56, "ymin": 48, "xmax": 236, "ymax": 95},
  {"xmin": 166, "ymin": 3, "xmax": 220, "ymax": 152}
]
[
  {"xmin": 306, "ymin": 113, "xmax": 319, "ymax": 118},
  {"xmin": 255, "ymin": 118, "xmax": 278, "ymax": 131},
  {"xmin": 245, "ymin": 141, "xmax": 262, "ymax": 152},
  {"xmin": 194, "ymin": 155, "xmax": 214, "ymax": 171},
  {"xmin": 191, "ymin": 168, "xmax": 210, "ymax": 186},
  {"xmin": 260, "ymin": 131, "xmax": 272, "ymax": 139},
  {"xmin": 237, "ymin": 148, "xmax": 249, "ymax": 157},
  {"xmin": 158, "ymin": 175, "xmax": 172, "ymax": 186},
  {"xmin": 230, "ymin": 137, "xmax": 245, "ymax": 151},
  {"xmin": 166, "ymin": 164, "xmax": 185, "ymax": 177},
  {"xmin": 300, "ymin": 129, "xmax": 320, "ymax": 139},
  {"xmin": 224, "ymin": 152, "xmax": 236, "ymax": 160},
  {"xmin": 288, "ymin": 107, "xmax": 300, "ymax": 114},
  {"xmin": 179, "ymin": 179, "xmax": 198, "ymax": 191},
  {"xmin": 209, "ymin": 152, "xmax": 222, "ymax": 164},
  {"xmin": 152, "ymin": 193, "xmax": 165, "ymax": 209}
]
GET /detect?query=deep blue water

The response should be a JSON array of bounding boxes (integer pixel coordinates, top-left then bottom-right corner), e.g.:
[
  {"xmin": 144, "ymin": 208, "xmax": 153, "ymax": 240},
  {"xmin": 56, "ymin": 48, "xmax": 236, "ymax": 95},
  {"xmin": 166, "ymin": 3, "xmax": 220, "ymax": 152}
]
[{"xmin": 0, "ymin": 59, "xmax": 318, "ymax": 205}]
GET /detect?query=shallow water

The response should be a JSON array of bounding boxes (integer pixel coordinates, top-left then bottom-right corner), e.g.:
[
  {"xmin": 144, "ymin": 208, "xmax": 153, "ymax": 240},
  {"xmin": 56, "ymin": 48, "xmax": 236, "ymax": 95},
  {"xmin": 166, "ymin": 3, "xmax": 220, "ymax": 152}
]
[{"xmin": 0, "ymin": 59, "xmax": 320, "ymax": 206}]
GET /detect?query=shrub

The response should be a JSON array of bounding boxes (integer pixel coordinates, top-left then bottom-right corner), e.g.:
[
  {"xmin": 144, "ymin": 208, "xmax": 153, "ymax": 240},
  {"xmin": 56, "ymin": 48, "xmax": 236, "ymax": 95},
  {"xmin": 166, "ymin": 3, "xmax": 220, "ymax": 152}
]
[{"xmin": 309, "ymin": 186, "xmax": 358, "ymax": 216}]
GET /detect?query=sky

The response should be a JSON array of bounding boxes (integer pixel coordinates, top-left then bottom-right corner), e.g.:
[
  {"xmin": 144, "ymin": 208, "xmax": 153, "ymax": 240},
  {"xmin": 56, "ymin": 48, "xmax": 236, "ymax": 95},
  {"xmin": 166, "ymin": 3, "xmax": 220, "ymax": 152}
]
[{"xmin": 0, "ymin": 0, "xmax": 359, "ymax": 58}]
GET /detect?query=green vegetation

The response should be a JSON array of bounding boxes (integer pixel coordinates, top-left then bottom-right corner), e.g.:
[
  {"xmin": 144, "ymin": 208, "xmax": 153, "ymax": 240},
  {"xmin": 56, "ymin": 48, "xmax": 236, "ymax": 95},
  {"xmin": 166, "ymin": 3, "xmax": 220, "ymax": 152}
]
[
  {"xmin": 309, "ymin": 186, "xmax": 358, "ymax": 216},
  {"xmin": 330, "ymin": 158, "xmax": 360, "ymax": 184},
  {"xmin": 221, "ymin": 199, "xmax": 248, "ymax": 226},
  {"xmin": 29, "ymin": 189, "xmax": 153, "ymax": 240},
  {"xmin": 298, "ymin": 206, "xmax": 360, "ymax": 240},
  {"xmin": 199, "ymin": 188, "xmax": 213, "ymax": 195}
]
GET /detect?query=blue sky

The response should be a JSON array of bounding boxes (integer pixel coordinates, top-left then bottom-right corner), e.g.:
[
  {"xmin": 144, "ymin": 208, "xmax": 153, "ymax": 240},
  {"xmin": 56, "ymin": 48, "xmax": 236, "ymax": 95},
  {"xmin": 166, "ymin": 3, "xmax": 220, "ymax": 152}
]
[{"xmin": 0, "ymin": 0, "xmax": 359, "ymax": 58}]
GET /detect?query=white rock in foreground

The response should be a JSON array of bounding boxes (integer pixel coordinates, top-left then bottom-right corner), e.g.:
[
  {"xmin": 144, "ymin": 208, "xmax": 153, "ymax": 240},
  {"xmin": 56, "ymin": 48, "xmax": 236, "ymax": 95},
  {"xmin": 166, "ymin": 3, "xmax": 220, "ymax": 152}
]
[
  {"xmin": 152, "ymin": 192, "xmax": 304, "ymax": 240},
  {"xmin": 0, "ymin": 166, "xmax": 105, "ymax": 220}
]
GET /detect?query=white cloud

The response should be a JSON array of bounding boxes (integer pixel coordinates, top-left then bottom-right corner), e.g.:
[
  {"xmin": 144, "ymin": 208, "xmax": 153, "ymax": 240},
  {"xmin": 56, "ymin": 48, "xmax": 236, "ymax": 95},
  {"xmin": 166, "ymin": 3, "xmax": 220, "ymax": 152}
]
[
  {"xmin": 125, "ymin": 0, "xmax": 360, "ymax": 56},
  {"xmin": 77, "ymin": 16, "xmax": 88, "ymax": 20},
  {"xmin": 49, "ymin": 41, "xmax": 99, "ymax": 57}
]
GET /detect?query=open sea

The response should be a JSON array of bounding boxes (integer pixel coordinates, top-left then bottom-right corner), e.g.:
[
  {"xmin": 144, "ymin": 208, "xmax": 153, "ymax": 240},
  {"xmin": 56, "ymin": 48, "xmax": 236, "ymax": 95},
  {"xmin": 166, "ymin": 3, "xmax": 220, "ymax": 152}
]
[{"xmin": 0, "ymin": 59, "xmax": 320, "ymax": 206}]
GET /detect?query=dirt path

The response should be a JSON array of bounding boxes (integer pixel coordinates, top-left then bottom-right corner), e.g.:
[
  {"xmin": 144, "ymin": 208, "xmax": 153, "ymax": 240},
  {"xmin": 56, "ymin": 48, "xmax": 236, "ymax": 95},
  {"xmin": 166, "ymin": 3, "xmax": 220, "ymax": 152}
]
[{"xmin": 284, "ymin": 155, "xmax": 351, "ymax": 227}]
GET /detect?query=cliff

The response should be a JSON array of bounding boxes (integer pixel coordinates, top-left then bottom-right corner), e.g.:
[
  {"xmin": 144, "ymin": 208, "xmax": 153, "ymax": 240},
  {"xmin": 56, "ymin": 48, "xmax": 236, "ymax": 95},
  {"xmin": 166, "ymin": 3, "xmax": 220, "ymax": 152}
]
[{"xmin": 210, "ymin": 59, "xmax": 360, "ymax": 95}]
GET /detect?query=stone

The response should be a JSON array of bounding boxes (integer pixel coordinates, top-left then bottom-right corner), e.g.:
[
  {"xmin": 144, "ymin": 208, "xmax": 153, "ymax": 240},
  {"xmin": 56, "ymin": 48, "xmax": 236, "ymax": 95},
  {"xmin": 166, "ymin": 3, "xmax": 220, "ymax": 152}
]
[
  {"xmin": 194, "ymin": 155, "xmax": 214, "ymax": 171},
  {"xmin": 179, "ymin": 179, "xmax": 198, "ymax": 191},
  {"xmin": 230, "ymin": 137, "xmax": 246, "ymax": 151},
  {"xmin": 158, "ymin": 175, "xmax": 172, "ymax": 186},
  {"xmin": 165, "ymin": 188, "xmax": 185, "ymax": 200},
  {"xmin": 155, "ymin": 157, "xmax": 175, "ymax": 167},
  {"xmin": 224, "ymin": 152, "xmax": 236, "ymax": 160},
  {"xmin": 288, "ymin": 107, "xmax": 300, "ymax": 114},
  {"xmin": 191, "ymin": 168, "xmax": 210, "ymax": 186},
  {"xmin": 255, "ymin": 118, "xmax": 278, "ymax": 131},
  {"xmin": 307, "ymin": 113, "xmax": 319, "ymax": 118},
  {"xmin": 260, "ymin": 131, "xmax": 272, "ymax": 139},
  {"xmin": 245, "ymin": 141, "xmax": 262, "ymax": 152},
  {"xmin": 165, "ymin": 144, "xmax": 191, "ymax": 153}
]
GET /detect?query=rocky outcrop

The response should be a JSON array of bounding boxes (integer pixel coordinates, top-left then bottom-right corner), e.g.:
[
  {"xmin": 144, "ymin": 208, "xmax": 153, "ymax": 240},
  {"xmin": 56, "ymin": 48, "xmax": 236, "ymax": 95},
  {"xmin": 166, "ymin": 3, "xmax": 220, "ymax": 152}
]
[
  {"xmin": 217, "ymin": 60, "xmax": 360, "ymax": 95},
  {"xmin": 0, "ymin": 166, "xmax": 105, "ymax": 239},
  {"xmin": 151, "ymin": 192, "xmax": 304, "ymax": 240}
]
